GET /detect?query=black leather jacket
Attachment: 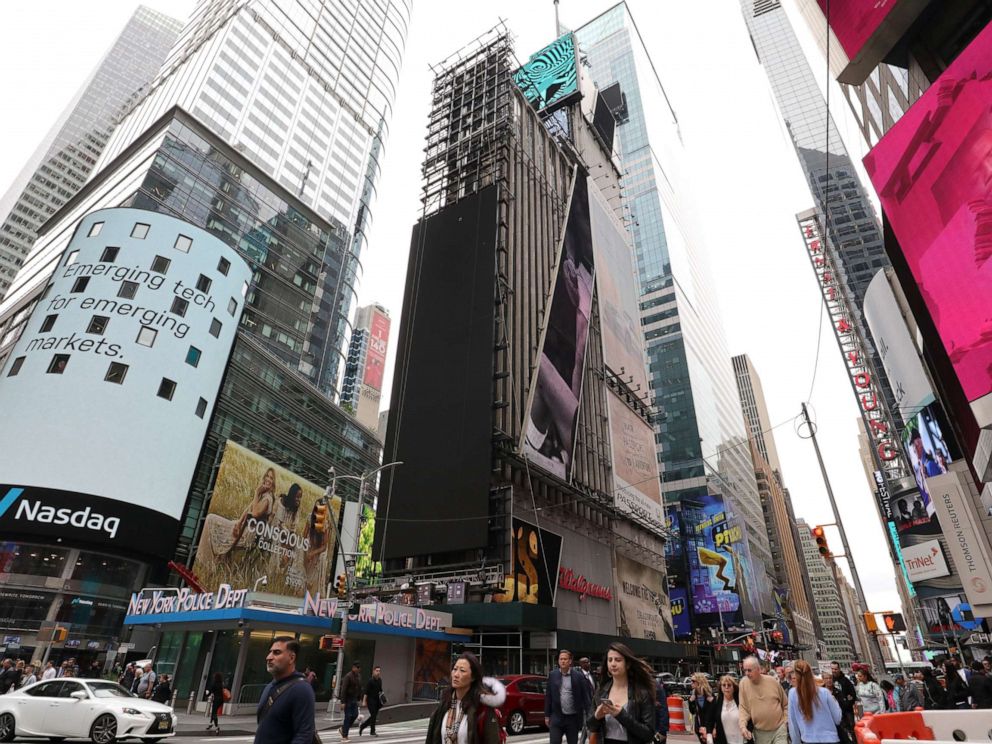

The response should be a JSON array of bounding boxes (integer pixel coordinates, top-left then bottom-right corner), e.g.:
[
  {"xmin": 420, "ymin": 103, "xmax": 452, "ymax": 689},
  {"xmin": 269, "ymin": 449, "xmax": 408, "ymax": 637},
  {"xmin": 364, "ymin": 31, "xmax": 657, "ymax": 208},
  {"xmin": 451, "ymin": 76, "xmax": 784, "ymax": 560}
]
[{"xmin": 586, "ymin": 678, "xmax": 656, "ymax": 744}]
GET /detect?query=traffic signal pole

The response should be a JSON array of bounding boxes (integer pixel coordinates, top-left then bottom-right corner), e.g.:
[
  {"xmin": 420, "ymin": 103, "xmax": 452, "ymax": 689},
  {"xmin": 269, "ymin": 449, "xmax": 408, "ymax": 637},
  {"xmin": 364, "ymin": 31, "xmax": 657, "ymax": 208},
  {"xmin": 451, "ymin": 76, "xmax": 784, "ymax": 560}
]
[{"xmin": 801, "ymin": 403, "xmax": 887, "ymax": 673}]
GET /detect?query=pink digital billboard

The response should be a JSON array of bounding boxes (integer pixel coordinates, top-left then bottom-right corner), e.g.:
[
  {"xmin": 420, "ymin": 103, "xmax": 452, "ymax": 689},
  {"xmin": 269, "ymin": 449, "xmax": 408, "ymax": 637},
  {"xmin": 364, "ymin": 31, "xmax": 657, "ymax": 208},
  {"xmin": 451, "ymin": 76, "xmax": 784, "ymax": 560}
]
[
  {"xmin": 863, "ymin": 21, "xmax": 992, "ymax": 406},
  {"xmin": 817, "ymin": 0, "xmax": 899, "ymax": 62}
]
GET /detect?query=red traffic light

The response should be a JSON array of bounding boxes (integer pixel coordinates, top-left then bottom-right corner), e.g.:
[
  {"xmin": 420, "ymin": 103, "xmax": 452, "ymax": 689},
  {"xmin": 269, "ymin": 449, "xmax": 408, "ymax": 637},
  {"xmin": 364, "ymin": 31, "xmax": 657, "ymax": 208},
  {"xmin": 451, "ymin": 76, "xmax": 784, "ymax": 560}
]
[{"xmin": 812, "ymin": 526, "xmax": 830, "ymax": 556}]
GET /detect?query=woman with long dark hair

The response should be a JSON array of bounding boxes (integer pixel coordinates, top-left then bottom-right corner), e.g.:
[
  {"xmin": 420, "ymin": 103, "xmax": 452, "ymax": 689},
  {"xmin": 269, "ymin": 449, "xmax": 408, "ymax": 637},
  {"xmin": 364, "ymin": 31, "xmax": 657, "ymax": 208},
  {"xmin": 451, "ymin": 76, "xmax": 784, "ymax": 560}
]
[
  {"xmin": 787, "ymin": 661, "xmax": 841, "ymax": 744},
  {"xmin": 206, "ymin": 672, "xmax": 226, "ymax": 735},
  {"xmin": 854, "ymin": 668, "xmax": 884, "ymax": 715},
  {"xmin": 425, "ymin": 653, "xmax": 505, "ymax": 744},
  {"xmin": 586, "ymin": 642, "xmax": 656, "ymax": 744}
]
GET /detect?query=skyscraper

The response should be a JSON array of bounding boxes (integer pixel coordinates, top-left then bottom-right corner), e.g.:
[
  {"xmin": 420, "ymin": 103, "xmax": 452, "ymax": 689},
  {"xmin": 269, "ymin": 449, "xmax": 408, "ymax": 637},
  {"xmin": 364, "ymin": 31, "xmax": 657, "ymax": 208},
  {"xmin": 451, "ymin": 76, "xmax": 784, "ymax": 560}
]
[
  {"xmin": 341, "ymin": 303, "xmax": 390, "ymax": 430},
  {"xmin": 797, "ymin": 518, "xmax": 858, "ymax": 664},
  {"xmin": 576, "ymin": 4, "xmax": 775, "ymax": 630},
  {"xmin": 0, "ymin": 6, "xmax": 182, "ymax": 300}
]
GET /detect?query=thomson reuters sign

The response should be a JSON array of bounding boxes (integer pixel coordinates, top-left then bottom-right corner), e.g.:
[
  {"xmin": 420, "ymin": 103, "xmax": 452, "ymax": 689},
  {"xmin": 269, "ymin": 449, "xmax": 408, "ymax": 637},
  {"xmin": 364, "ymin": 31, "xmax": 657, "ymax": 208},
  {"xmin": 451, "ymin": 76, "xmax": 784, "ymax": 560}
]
[{"xmin": 902, "ymin": 539, "xmax": 950, "ymax": 582}]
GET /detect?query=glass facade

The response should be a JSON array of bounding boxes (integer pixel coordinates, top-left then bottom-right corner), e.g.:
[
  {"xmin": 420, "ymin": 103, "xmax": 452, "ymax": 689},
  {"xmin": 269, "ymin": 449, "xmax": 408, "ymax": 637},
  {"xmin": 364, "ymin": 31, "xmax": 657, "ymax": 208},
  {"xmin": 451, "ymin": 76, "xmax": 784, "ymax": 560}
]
[
  {"xmin": 576, "ymin": 6, "xmax": 775, "ymax": 628},
  {"xmin": 0, "ymin": 7, "xmax": 182, "ymax": 299}
]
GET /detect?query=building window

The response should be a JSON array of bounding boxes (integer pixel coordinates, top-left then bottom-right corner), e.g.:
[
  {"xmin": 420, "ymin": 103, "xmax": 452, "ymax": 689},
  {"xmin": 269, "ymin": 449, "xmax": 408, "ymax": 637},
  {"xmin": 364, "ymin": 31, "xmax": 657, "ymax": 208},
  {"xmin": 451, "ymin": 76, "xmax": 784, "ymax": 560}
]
[
  {"xmin": 88, "ymin": 222, "xmax": 104, "ymax": 237},
  {"xmin": 157, "ymin": 378, "xmax": 176, "ymax": 401},
  {"xmin": 218, "ymin": 257, "xmax": 231, "ymax": 276},
  {"xmin": 47, "ymin": 354, "xmax": 69, "ymax": 374},
  {"xmin": 100, "ymin": 246, "xmax": 120, "ymax": 262},
  {"xmin": 7, "ymin": 356, "xmax": 25, "ymax": 377},
  {"xmin": 209, "ymin": 318, "xmax": 222, "ymax": 337},
  {"xmin": 241, "ymin": 280, "xmax": 249, "ymax": 297},
  {"xmin": 186, "ymin": 346, "xmax": 201, "ymax": 367},
  {"xmin": 118, "ymin": 280, "xmax": 138, "ymax": 299},
  {"xmin": 170, "ymin": 297, "xmax": 189, "ymax": 317},
  {"xmin": 195, "ymin": 397, "xmax": 208, "ymax": 418},
  {"xmin": 131, "ymin": 222, "xmax": 150, "ymax": 239},
  {"xmin": 86, "ymin": 315, "xmax": 109, "ymax": 335},
  {"xmin": 104, "ymin": 362, "xmax": 128, "ymax": 384},
  {"xmin": 39, "ymin": 314, "xmax": 57, "ymax": 333},
  {"xmin": 151, "ymin": 255, "xmax": 171, "ymax": 274},
  {"xmin": 174, "ymin": 234, "xmax": 192, "ymax": 253},
  {"xmin": 196, "ymin": 274, "xmax": 212, "ymax": 293},
  {"xmin": 227, "ymin": 298, "xmax": 238, "ymax": 316},
  {"xmin": 136, "ymin": 326, "xmax": 157, "ymax": 347},
  {"xmin": 71, "ymin": 277, "xmax": 90, "ymax": 293},
  {"xmin": 64, "ymin": 250, "xmax": 79, "ymax": 266}
]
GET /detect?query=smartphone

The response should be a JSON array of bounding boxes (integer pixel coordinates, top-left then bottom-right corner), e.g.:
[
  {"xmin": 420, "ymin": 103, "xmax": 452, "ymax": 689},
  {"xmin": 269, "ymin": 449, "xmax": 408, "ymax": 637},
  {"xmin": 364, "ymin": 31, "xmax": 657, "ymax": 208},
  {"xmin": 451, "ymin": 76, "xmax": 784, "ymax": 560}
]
[{"xmin": 600, "ymin": 698, "xmax": 612, "ymax": 705}]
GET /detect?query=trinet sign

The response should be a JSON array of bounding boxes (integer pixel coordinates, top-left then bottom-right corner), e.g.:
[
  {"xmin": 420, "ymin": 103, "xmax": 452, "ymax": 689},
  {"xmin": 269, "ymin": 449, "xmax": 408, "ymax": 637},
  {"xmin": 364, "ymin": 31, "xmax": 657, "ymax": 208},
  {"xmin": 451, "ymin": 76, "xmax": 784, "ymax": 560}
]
[{"xmin": 902, "ymin": 539, "xmax": 950, "ymax": 582}]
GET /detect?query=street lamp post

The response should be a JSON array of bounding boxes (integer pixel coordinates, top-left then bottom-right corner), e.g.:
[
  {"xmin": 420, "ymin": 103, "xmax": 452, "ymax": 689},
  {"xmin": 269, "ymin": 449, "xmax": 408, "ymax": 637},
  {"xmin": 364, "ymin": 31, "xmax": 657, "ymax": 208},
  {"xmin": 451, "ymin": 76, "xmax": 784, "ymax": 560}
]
[{"xmin": 326, "ymin": 461, "xmax": 402, "ymax": 716}]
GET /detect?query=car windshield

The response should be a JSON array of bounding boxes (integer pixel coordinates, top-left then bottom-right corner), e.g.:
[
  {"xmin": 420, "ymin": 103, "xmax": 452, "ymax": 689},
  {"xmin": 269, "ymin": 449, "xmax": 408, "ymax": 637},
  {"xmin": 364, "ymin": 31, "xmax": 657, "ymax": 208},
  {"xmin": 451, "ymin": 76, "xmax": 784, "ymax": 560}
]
[{"xmin": 88, "ymin": 682, "xmax": 135, "ymax": 698}]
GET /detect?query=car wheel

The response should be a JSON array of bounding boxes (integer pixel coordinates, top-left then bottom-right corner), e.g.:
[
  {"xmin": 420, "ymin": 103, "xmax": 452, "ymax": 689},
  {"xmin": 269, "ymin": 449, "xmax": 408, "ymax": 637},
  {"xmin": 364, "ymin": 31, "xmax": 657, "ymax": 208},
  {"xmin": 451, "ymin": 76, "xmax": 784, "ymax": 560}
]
[
  {"xmin": 91, "ymin": 713, "xmax": 118, "ymax": 744},
  {"xmin": 0, "ymin": 713, "xmax": 14, "ymax": 743},
  {"xmin": 506, "ymin": 710, "xmax": 526, "ymax": 736}
]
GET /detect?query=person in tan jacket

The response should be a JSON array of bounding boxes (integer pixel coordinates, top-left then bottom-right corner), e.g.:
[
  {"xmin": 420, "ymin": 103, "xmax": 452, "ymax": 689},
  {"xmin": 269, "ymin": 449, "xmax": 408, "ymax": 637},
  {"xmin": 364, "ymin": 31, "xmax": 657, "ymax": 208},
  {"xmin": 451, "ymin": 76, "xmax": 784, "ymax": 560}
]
[{"xmin": 738, "ymin": 657, "xmax": 787, "ymax": 744}]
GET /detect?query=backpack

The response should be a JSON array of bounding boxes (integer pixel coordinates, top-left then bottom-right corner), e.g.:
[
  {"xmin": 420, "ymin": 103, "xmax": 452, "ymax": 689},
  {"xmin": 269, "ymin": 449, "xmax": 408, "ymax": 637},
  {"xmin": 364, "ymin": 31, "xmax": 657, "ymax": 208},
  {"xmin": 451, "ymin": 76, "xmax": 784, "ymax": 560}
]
[{"xmin": 476, "ymin": 706, "xmax": 508, "ymax": 744}]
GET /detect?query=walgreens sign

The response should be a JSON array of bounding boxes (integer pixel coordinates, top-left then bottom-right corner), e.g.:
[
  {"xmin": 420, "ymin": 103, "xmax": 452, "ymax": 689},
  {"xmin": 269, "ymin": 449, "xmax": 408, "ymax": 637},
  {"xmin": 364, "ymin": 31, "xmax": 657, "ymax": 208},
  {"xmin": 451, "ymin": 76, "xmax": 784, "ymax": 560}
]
[{"xmin": 902, "ymin": 539, "xmax": 950, "ymax": 582}]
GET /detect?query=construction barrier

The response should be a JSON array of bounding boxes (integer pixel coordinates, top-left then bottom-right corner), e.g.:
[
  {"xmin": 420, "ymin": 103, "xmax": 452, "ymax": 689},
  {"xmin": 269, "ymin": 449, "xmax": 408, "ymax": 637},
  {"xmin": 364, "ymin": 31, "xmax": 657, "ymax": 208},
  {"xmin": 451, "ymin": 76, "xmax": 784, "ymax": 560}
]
[
  {"xmin": 668, "ymin": 695, "xmax": 686, "ymax": 733},
  {"xmin": 854, "ymin": 709, "xmax": 992, "ymax": 743}
]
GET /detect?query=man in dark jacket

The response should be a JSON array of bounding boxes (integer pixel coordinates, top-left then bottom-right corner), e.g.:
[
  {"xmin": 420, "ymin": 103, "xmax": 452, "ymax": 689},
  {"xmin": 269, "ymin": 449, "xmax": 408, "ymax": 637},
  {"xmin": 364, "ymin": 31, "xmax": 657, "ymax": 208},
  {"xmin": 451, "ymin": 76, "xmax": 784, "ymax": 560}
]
[
  {"xmin": 654, "ymin": 679, "xmax": 670, "ymax": 743},
  {"xmin": 545, "ymin": 650, "xmax": 592, "ymax": 744},
  {"xmin": 831, "ymin": 663, "xmax": 856, "ymax": 735},
  {"xmin": 255, "ymin": 637, "xmax": 315, "ymax": 744},
  {"xmin": 339, "ymin": 663, "xmax": 362, "ymax": 742},
  {"xmin": 359, "ymin": 665, "xmax": 384, "ymax": 736},
  {"xmin": 968, "ymin": 662, "xmax": 992, "ymax": 709}
]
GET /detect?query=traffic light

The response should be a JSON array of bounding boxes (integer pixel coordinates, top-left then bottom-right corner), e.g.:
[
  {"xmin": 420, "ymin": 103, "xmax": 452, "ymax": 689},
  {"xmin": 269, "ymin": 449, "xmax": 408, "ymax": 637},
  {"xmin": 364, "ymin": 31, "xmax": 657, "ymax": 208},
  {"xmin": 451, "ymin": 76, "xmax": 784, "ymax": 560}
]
[
  {"xmin": 53, "ymin": 627, "xmax": 68, "ymax": 643},
  {"xmin": 863, "ymin": 612, "xmax": 878, "ymax": 633},
  {"xmin": 335, "ymin": 574, "xmax": 347, "ymax": 599},
  {"xmin": 812, "ymin": 526, "xmax": 831, "ymax": 557},
  {"xmin": 313, "ymin": 501, "xmax": 329, "ymax": 533},
  {"xmin": 881, "ymin": 612, "xmax": 906, "ymax": 632}
]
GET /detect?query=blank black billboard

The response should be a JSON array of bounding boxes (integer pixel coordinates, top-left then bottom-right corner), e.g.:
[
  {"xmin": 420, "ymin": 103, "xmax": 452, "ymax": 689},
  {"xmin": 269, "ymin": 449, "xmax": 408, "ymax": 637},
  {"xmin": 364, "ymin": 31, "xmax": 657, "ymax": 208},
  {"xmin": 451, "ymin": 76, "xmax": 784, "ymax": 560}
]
[{"xmin": 374, "ymin": 187, "xmax": 498, "ymax": 561}]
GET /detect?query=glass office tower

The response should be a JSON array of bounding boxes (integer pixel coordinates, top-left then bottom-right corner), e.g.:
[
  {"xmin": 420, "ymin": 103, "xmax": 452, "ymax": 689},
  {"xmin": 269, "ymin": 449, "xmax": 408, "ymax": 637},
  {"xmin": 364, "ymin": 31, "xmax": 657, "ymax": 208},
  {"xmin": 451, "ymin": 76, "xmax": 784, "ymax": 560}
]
[
  {"xmin": 0, "ymin": 7, "xmax": 182, "ymax": 300},
  {"xmin": 576, "ymin": 4, "xmax": 775, "ymax": 630}
]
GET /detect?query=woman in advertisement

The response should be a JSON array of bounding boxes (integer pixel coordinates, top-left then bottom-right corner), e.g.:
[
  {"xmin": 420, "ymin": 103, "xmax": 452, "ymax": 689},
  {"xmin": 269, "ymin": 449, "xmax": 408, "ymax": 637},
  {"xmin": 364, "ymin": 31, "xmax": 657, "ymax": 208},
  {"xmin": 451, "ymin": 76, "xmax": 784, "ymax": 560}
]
[{"xmin": 197, "ymin": 467, "xmax": 277, "ymax": 564}]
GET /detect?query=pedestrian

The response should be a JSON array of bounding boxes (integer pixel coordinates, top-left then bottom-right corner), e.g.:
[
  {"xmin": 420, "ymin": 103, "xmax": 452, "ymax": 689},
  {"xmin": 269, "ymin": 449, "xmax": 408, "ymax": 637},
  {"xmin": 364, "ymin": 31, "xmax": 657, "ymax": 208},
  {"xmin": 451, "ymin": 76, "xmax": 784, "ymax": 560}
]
[
  {"xmin": 0, "ymin": 659, "xmax": 20, "ymax": 693},
  {"xmin": 654, "ymin": 676, "xmax": 669, "ymax": 744},
  {"xmin": 854, "ymin": 668, "xmax": 884, "ymax": 715},
  {"xmin": 829, "ymin": 665, "xmax": 855, "ymax": 735},
  {"xmin": 424, "ymin": 652, "xmax": 505, "ymax": 744},
  {"xmin": 120, "ymin": 663, "xmax": 135, "ymax": 690},
  {"xmin": 893, "ymin": 674, "xmax": 922, "ymax": 711},
  {"xmin": 131, "ymin": 667, "xmax": 143, "ymax": 694},
  {"xmin": 688, "ymin": 673, "xmax": 716, "ymax": 744},
  {"xmin": 703, "ymin": 675, "xmax": 745, "ymax": 744},
  {"xmin": 42, "ymin": 661, "xmax": 56, "ymax": 681},
  {"xmin": 942, "ymin": 660, "xmax": 970, "ymax": 709},
  {"xmin": 879, "ymin": 681, "xmax": 896, "ymax": 712},
  {"xmin": 19, "ymin": 664, "xmax": 37, "ymax": 688},
  {"xmin": 545, "ymin": 650, "xmax": 593, "ymax": 744},
  {"xmin": 787, "ymin": 661, "xmax": 840, "ymax": 744},
  {"xmin": 918, "ymin": 668, "xmax": 945, "ymax": 710},
  {"xmin": 207, "ymin": 672, "xmax": 226, "ymax": 734},
  {"xmin": 968, "ymin": 661, "xmax": 992, "ymax": 709},
  {"xmin": 305, "ymin": 667, "xmax": 318, "ymax": 693},
  {"xmin": 359, "ymin": 665, "xmax": 385, "ymax": 736},
  {"xmin": 339, "ymin": 662, "xmax": 363, "ymax": 742},
  {"xmin": 255, "ymin": 637, "xmax": 315, "ymax": 744},
  {"xmin": 137, "ymin": 663, "xmax": 157, "ymax": 699},
  {"xmin": 579, "ymin": 658, "xmax": 597, "ymax": 744},
  {"xmin": 152, "ymin": 674, "xmax": 172, "ymax": 704},
  {"xmin": 585, "ymin": 642, "xmax": 657, "ymax": 744},
  {"xmin": 738, "ymin": 655, "xmax": 787, "ymax": 744}
]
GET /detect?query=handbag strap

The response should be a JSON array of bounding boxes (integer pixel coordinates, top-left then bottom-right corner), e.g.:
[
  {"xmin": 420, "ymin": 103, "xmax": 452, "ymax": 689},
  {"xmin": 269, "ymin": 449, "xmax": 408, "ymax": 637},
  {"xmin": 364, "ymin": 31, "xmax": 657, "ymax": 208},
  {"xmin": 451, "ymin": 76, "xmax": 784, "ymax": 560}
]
[{"xmin": 259, "ymin": 677, "xmax": 308, "ymax": 722}]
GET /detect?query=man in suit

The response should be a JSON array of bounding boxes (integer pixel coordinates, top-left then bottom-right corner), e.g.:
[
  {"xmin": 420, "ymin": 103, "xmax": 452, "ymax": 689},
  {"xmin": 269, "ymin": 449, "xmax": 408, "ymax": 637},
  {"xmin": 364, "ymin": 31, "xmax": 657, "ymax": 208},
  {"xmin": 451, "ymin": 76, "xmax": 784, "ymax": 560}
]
[{"xmin": 545, "ymin": 650, "xmax": 592, "ymax": 744}]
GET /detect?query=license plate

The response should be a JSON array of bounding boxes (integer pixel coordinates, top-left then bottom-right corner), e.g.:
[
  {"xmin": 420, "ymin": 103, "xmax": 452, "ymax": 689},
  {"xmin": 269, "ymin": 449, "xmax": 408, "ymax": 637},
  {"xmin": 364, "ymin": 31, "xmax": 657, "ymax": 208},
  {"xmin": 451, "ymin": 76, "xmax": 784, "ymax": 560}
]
[{"xmin": 158, "ymin": 721, "xmax": 169, "ymax": 730}]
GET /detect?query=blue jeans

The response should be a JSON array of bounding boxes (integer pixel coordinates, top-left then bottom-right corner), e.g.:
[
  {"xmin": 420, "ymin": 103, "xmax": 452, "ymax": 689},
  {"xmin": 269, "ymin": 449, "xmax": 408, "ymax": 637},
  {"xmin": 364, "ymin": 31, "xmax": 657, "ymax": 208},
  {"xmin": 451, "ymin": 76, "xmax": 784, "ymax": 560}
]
[{"xmin": 342, "ymin": 701, "xmax": 360, "ymax": 737}]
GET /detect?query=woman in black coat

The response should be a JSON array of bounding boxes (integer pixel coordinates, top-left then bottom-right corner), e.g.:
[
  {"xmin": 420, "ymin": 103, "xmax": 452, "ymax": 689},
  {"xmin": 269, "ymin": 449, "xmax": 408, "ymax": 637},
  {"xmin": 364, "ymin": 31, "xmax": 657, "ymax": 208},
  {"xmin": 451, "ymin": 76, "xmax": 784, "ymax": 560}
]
[
  {"xmin": 702, "ymin": 676, "xmax": 748, "ymax": 744},
  {"xmin": 206, "ymin": 672, "xmax": 226, "ymax": 735},
  {"xmin": 587, "ymin": 642, "xmax": 657, "ymax": 744}
]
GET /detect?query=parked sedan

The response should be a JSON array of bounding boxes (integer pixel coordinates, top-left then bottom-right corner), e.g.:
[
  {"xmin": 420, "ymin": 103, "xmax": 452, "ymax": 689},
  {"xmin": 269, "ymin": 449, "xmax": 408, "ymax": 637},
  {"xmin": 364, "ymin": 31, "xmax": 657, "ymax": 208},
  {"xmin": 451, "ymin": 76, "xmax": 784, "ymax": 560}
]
[
  {"xmin": 496, "ymin": 675, "xmax": 549, "ymax": 735},
  {"xmin": 0, "ymin": 678, "xmax": 177, "ymax": 744}
]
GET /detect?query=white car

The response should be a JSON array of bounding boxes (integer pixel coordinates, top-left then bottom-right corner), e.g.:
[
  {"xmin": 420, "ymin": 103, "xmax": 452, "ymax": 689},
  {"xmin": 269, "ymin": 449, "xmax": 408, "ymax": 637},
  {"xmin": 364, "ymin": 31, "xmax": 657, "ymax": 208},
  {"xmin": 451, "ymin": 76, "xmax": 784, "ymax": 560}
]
[{"xmin": 0, "ymin": 678, "xmax": 177, "ymax": 744}]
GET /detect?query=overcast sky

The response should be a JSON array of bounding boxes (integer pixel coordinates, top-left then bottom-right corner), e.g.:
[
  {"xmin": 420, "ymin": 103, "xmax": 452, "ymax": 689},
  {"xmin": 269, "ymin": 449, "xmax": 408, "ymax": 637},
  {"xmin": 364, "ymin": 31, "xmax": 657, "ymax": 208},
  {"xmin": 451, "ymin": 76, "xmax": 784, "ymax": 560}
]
[{"xmin": 0, "ymin": 1, "xmax": 904, "ymax": 616}]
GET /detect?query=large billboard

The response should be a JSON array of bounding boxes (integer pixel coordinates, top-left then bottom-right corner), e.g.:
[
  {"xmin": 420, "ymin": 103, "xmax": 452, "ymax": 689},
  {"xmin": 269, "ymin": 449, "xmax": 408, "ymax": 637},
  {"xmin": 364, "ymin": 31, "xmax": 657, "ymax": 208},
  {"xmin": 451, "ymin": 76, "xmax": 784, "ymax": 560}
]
[
  {"xmin": 523, "ymin": 171, "xmax": 595, "ymax": 480},
  {"xmin": 898, "ymin": 404, "xmax": 955, "ymax": 529},
  {"xmin": 902, "ymin": 539, "xmax": 951, "ymax": 583},
  {"xmin": 863, "ymin": 270, "xmax": 934, "ymax": 423},
  {"xmin": 863, "ymin": 22, "xmax": 992, "ymax": 419},
  {"xmin": 192, "ymin": 441, "xmax": 341, "ymax": 597},
  {"xmin": 363, "ymin": 309, "xmax": 390, "ymax": 391},
  {"xmin": 0, "ymin": 208, "xmax": 250, "ymax": 559},
  {"xmin": 616, "ymin": 553, "xmax": 671, "ymax": 642},
  {"xmin": 514, "ymin": 33, "xmax": 580, "ymax": 114},
  {"xmin": 496, "ymin": 517, "xmax": 563, "ymax": 606},
  {"xmin": 669, "ymin": 586, "xmax": 691, "ymax": 639},
  {"xmin": 606, "ymin": 393, "xmax": 663, "ymax": 524}
]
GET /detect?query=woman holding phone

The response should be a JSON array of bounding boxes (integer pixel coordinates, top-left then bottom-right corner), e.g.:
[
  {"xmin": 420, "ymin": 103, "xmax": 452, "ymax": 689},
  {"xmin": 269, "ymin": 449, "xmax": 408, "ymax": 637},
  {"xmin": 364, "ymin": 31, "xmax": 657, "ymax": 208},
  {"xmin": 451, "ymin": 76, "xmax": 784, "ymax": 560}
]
[{"xmin": 587, "ymin": 642, "xmax": 656, "ymax": 744}]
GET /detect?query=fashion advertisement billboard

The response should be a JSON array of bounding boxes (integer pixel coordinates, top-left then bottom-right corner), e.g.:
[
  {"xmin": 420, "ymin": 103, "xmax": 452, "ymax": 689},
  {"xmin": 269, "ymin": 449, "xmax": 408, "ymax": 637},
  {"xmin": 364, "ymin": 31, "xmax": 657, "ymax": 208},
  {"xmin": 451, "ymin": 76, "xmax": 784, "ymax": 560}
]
[
  {"xmin": 523, "ymin": 171, "xmax": 595, "ymax": 480},
  {"xmin": 616, "ymin": 553, "xmax": 671, "ymax": 642},
  {"xmin": 192, "ymin": 441, "xmax": 341, "ymax": 597},
  {"xmin": 863, "ymin": 270, "xmax": 934, "ymax": 423},
  {"xmin": 864, "ymin": 22, "xmax": 992, "ymax": 418},
  {"xmin": 898, "ymin": 404, "xmax": 955, "ymax": 530},
  {"xmin": 0, "ymin": 209, "xmax": 250, "ymax": 559},
  {"xmin": 495, "ymin": 517, "xmax": 563, "ymax": 606}
]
